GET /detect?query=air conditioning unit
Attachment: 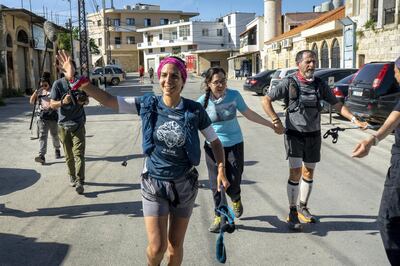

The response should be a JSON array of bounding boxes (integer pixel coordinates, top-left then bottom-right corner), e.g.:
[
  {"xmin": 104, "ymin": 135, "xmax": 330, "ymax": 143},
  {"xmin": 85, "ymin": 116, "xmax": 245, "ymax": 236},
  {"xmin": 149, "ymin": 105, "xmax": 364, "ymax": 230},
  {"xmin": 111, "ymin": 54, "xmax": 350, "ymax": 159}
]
[
  {"xmin": 271, "ymin": 42, "xmax": 281, "ymax": 51},
  {"xmin": 282, "ymin": 38, "xmax": 293, "ymax": 48}
]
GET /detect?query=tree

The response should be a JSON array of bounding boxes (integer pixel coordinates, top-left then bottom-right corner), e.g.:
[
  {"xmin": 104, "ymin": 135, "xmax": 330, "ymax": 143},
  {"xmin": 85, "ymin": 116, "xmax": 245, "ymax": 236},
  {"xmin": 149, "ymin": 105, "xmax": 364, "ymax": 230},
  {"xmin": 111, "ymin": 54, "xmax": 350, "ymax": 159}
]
[{"xmin": 57, "ymin": 27, "xmax": 99, "ymax": 54}]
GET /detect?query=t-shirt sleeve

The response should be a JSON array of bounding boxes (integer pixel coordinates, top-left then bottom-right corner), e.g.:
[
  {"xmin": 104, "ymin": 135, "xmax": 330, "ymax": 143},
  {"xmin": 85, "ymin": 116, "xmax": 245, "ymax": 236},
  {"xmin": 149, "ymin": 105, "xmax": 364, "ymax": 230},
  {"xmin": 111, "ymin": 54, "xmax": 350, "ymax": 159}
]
[
  {"xmin": 320, "ymin": 80, "xmax": 339, "ymax": 105},
  {"xmin": 197, "ymin": 104, "xmax": 212, "ymax": 131},
  {"xmin": 117, "ymin": 96, "xmax": 139, "ymax": 114},
  {"xmin": 267, "ymin": 78, "xmax": 289, "ymax": 101},
  {"xmin": 197, "ymin": 94, "xmax": 205, "ymax": 105},
  {"xmin": 234, "ymin": 90, "xmax": 248, "ymax": 112},
  {"xmin": 50, "ymin": 80, "xmax": 62, "ymax": 101}
]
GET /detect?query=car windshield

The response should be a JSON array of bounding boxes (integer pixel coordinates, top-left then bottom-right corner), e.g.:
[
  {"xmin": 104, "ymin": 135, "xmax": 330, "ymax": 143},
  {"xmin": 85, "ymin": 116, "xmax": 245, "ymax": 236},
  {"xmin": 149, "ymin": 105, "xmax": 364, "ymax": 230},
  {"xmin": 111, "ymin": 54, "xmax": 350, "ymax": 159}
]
[
  {"xmin": 93, "ymin": 68, "xmax": 103, "ymax": 75},
  {"xmin": 353, "ymin": 63, "xmax": 390, "ymax": 84},
  {"xmin": 272, "ymin": 70, "xmax": 281, "ymax": 78}
]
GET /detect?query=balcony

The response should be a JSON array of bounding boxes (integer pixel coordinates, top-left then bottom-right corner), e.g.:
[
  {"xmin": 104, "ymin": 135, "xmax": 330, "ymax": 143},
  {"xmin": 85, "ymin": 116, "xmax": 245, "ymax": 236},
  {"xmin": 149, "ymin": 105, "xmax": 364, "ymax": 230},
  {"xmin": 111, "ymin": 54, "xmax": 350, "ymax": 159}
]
[
  {"xmin": 109, "ymin": 25, "xmax": 137, "ymax": 32},
  {"xmin": 240, "ymin": 44, "xmax": 258, "ymax": 54},
  {"xmin": 137, "ymin": 38, "xmax": 194, "ymax": 49},
  {"xmin": 109, "ymin": 44, "xmax": 138, "ymax": 50}
]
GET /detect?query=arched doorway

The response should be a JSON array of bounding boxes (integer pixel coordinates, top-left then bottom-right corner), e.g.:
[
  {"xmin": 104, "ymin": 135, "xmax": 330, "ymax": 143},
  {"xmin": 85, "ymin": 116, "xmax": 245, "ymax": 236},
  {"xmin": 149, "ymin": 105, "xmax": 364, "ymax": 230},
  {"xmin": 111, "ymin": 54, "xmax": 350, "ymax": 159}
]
[
  {"xmin": 320, "ymin": 41, "xmax": 329, "ymax": 68},
  {"xmin": 6, "ymin": 34, "xmax": 14, "ymax": 89},
  {"xmin": 331, "ymin": 39, "xmax": 340, "ymax": 68},
  {"xmin": 311, "ymin": 43, "xmax": 319, "ymax": 68},
  {"xmin": 16, "ymin": 29, "xmax": 30, "ymax": 91}
]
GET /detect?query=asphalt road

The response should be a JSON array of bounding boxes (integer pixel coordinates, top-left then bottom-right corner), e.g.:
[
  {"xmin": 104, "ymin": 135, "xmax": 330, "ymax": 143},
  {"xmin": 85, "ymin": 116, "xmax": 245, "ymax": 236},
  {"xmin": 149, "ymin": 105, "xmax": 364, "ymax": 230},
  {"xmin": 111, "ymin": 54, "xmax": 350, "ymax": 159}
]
[{"xmin": 0, "ymin": 74, "xmax": 393, "ymax": 265}]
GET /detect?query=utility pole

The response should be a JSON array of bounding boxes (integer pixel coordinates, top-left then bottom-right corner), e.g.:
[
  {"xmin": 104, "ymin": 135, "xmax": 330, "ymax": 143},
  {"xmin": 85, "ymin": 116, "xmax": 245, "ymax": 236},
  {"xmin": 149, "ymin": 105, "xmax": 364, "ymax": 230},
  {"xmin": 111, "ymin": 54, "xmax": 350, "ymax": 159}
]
[
  {"xmin": 68, "ymin": 0, "xmax": 74, "ymax": 59},
  {"xmin": 78, "ymin": 0, "xmax": 89, "ymax": 77},
  {"xmin": 107, "ymin": 17, "xmax": 111, "ymax": 64},
  {"xmin": 102, "ymin": 0, "xmax": 110, "ymax": 65}
]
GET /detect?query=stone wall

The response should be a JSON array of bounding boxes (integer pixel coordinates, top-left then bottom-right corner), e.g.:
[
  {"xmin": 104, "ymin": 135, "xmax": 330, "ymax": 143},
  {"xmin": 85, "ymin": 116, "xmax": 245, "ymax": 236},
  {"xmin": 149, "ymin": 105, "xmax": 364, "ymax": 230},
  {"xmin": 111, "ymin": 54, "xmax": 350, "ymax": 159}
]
[{"xmin": 111, "ymin": 50, "xmax": 139, "ymax": 72}]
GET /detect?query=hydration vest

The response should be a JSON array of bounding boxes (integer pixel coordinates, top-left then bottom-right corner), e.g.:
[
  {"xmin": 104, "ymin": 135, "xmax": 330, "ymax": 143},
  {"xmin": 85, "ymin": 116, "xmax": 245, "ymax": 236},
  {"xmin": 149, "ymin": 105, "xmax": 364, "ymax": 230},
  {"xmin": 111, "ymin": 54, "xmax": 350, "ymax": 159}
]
[{"xmin": 284, "ymin": 75, "xmax": 323, "ymax": 113}]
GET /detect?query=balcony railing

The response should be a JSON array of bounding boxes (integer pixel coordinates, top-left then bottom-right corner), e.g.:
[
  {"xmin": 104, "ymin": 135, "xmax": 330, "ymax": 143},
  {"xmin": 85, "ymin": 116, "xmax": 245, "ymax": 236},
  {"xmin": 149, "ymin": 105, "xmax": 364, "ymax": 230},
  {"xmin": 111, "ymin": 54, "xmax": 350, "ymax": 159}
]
[{"xmin": 109, "ymin": 44, "xmax": 138, "ymax": 50}]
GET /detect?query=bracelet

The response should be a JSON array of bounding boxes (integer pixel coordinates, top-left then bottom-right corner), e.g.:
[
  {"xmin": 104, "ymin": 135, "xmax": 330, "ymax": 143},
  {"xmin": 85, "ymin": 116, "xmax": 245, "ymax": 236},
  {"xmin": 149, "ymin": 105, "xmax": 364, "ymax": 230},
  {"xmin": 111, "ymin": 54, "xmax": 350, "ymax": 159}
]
[
  {"xmin": 372, "ymin": 135, "xmax": 379, "ymax": 146},
  {"xmin": 351, "ymin": 116, "xmax": 356, "ymax": 123}
]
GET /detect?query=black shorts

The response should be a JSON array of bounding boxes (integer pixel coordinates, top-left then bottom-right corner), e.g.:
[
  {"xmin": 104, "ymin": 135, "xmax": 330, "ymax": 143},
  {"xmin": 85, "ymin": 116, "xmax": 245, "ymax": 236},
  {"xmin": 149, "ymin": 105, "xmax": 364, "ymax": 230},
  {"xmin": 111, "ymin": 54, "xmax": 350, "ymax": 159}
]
[{"xmin": 284, "ymin": 130, "xmax": 321, "ymax": 163}]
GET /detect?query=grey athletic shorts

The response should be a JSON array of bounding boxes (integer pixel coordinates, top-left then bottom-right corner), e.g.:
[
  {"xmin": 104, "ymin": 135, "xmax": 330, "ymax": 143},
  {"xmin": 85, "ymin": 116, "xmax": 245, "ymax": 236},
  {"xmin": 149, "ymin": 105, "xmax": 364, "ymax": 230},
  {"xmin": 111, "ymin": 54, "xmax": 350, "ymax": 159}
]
[
  {"xmin": 284, "ymin": 130, "xmax": 321, "ymax": 163},
  {"xmin": 141, "ymin": 168, "xmax": 199, "ymax": 218}
]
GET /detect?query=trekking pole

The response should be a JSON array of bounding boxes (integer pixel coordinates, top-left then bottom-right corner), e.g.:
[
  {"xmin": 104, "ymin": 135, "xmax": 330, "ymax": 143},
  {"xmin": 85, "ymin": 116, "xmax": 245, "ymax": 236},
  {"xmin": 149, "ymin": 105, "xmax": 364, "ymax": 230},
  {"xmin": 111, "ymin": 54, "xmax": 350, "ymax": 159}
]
[{"xmin": 323, "ymin": 125, "xmax": 379, "ymax": 143}]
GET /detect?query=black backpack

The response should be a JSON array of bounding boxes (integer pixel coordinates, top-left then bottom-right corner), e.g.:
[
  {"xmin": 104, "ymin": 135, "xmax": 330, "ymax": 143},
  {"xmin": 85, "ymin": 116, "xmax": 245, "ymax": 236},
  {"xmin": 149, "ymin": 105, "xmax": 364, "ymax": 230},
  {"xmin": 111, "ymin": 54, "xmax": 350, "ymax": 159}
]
[{"xmin": 284, "ymin": 76, "xmax": 323, "ymax": 113}]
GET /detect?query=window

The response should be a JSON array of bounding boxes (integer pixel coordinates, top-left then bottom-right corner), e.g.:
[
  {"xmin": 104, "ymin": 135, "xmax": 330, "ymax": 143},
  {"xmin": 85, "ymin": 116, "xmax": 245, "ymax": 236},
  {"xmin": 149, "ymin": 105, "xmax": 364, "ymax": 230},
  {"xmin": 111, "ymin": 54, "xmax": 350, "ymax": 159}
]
[
  {"xmin": 126, "ymin": 18, "xmax": 135, "ymax": 26},
  {"xmin": 6, "ymin": 34, "xmax": 12, "ymax": 47},
  {"xmin": 202, "ymin": 29, "xmax": 209, "ymax": 36},
  {"xmin": 179, "ymin": 25, "xmax": 190, "ymax": 37},
  {"xmin": 144, "ymin": 18, "xmax": 151, "ymax": 27},
  {"xmin": 105, "ymin": 67, "xmax": 113, "ymax": 74},
  {"xmin": 97, "ymin": 20, "xmax": 102, "ymax": 26},
  {"xmin": 331, "ymin": 39, "xmax": 340, "ymax": 68},
  {"xmin": 159, "ymin": 34, "xmax": 163, "ymax": 40},
  {"xmin": 161, "ymin": 47, "xmax": 165, "ymax": 52},
  {"xmin": 217, "ymin": 29, "xmax": 223, "ymax": 36},
  {"xmin": 147, "ymin": 35, "xmax": 153, "ymax": 42},
  {"xmin": 352, "ymin": 0, "xmax": 360, "ymax": 16},
  {"xmin": 127, "ymin": 36, "xmax": 135, "ymax": 44},
  {"xmin": 228, "ymin": 15, "xmax": 231, "ymax": 25},
  {"xmin": 321, "ymin": 41, "xmax": 329, "ymax": 68},
  {"xmin": 113, "ymin": 19, "xmax": 120, "ymax": 26},
  {"xmin": 113, "ymin": 68, "xmax": 123, "ymax": 74},
  {"xmin": 188, "ymin": 44, "xmax": 197, "ymax": 50},
  {"xmin": 115, "ymin": 37, "xmax": 121, "ymax": 45},
  {"xmin": 228, "ymin": 33, "xmax": 231, "ymax": 43},
  {"xmin": 98, "ymin": 38, "xmax": 102, "ymax": 46},
  {"xmin": 371, "ymin": 0, "xmax": 378, "ymax": 22},
  {"xmin": 384, "ymin": 0, "xmax": 396, "ymax": 25},
  {"xmin": 17, "ymin": 30, "xmax": 29, "ymax": 43},
  {"xmin": 172, "ymin": 31, "xmax": 178, "ymax": 40},
  {"xmin": 148, "ymin": 49, "xmax": 153, "ymax": 54},
  {"xmin": 312, "ymin": 43, "xmax": 319, "ymax": 68},
  {"xmin": 160, "ymin": 18, "xmax": 169, "ymax": 25}
]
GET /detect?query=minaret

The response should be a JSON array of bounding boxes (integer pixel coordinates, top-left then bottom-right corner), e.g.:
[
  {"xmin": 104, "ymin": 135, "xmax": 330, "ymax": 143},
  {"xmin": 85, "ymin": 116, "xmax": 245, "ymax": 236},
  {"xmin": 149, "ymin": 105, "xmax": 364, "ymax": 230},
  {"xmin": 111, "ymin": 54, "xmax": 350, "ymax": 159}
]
[{"xmin": 264, "ymin": 0, "xmax": 282, "ymax": 42}]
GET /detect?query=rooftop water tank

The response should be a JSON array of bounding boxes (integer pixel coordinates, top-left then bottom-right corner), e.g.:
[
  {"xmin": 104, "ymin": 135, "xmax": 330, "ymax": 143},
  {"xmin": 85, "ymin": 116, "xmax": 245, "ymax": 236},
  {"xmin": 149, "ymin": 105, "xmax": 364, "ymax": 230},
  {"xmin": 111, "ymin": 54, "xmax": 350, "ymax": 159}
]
[
  {"xmin": 321, "ymin": 1, "xmax": 333, "ymax": 12},
  {"xmin": 314, "ymin": 5, "xmax": 322, "ymax": 12},
  {"xmin": 124, "ymin": 5, "xmax": 131, "ymax": 10},
  {"xmin": 332, "ymin": 0, "xmax": 343, "ymax": 9}
]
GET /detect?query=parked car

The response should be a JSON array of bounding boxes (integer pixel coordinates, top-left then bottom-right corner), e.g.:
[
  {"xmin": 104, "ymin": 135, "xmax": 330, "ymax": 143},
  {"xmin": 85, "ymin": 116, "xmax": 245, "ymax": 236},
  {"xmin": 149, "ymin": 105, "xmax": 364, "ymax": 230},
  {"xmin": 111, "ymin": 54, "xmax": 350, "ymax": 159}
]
[
  {"xmin": 243, "ymin": 69, "xmax": 276, "ymax": 95},
  {"xmin": 313, "ymin": 68, "xmax": 358, "ymax": 112},
  {"xmin": 331, "ymin": 73, "xmax": 356, "ymax": 104},
  {"xmin": 91, "ymin": 65, "xmax": 126, "ymax": 86},
  {"xmin": 268, "ymin": 67, "xmax": 297, "ymax": 93},
  {"xmin": 346, "ymin": 61, "xmax": 400, "ymax": 123}
]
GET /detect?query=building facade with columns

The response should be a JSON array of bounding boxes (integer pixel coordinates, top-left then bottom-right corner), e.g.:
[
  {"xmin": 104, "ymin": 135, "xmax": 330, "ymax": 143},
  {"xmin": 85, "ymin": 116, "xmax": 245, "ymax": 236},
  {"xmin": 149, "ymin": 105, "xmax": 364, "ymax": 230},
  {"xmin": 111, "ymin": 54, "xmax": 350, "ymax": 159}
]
[{"xmin": 0, "ymin": 5, "xmax": 62, "ymax": 95}]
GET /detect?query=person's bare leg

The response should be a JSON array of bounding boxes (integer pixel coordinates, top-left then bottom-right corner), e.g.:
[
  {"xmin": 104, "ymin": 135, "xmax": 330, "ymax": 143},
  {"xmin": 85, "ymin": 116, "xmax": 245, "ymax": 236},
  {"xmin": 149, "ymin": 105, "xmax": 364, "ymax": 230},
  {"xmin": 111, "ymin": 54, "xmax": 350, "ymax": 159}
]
[
  {"xmin": 166, "ymin": 215, "xmax": 190, "ymax": 266},
  {"xmin": 144, "ymin": 216, "xmax": 169, "ymax": 266}
]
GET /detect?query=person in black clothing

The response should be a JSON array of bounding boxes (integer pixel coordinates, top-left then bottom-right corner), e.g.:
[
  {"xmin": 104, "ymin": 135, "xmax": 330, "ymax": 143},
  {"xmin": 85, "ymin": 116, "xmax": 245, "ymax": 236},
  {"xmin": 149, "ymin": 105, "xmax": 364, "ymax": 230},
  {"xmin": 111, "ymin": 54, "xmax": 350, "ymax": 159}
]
[{"xmin": 352, "ymin": 56, "xmax": 400, "ymax": 265}]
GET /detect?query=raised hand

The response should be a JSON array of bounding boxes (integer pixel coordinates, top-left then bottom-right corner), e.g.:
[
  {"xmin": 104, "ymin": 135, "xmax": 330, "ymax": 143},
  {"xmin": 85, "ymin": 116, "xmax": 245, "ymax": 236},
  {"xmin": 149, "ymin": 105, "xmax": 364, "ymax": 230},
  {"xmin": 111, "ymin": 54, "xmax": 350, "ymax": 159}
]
[{"xmin": 56, "ymin": 50, "xmax": 75, "ymax": 80}]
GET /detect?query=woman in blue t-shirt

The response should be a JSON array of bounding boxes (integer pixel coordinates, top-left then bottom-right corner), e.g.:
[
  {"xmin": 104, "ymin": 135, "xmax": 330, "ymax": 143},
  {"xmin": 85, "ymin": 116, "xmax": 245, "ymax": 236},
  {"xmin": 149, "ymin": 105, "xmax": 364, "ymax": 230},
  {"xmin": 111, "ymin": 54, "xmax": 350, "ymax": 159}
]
[
  {"xmin": 198, "ymin": 67, "xmax": 275, "ymax": 233},
  {"xmin": 55, "ymin": 51, "xmax": 229, "ymax": 266},
  {"xmin": 352, "ymin": 56, "xmax": 400, "ymax": 265}
]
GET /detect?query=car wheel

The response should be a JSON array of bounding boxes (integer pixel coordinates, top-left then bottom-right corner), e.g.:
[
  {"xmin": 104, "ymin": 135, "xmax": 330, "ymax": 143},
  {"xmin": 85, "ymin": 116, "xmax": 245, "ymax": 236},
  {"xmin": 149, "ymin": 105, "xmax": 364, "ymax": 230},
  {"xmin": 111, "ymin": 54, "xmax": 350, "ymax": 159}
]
[
  {"xmin": 111, "ymin": 78, "xmax": 120, "ymax": 86},
  {"xmin": 259, "ymin": 85, "xmax": 268, "ymax": 96}
]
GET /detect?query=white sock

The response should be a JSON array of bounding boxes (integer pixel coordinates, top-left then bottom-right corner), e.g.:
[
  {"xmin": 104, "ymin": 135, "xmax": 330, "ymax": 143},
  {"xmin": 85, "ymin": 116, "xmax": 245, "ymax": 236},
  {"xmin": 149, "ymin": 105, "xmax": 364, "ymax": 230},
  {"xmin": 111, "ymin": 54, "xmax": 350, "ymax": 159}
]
[
  {"xmin": 287, "ymin": 180, "xmax": 299, "ymax": 207},
  {"xmin": 299, "ymin": 177, "xmax": 313, "ymax": 206}
]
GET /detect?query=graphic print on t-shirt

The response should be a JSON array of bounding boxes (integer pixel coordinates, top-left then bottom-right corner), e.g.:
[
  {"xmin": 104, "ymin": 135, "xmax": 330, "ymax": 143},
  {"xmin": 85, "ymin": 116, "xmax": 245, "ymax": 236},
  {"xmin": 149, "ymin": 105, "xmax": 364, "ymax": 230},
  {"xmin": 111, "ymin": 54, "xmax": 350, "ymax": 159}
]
[
  {"xmin": 156, "ymin": 120, "xmax": 185, "ymax": 149},
  {"xmin": 207, "ymin": 102, "xmax": 236, "ymax": 123}
]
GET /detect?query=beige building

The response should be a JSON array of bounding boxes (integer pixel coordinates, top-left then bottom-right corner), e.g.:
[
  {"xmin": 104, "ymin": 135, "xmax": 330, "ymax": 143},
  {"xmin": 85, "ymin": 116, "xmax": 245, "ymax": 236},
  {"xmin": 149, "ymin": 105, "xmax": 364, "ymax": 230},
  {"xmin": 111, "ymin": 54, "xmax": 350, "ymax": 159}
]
[
  {"xmin": 87, "ymin": 3, "xmax": 198, "ymax": 72},
  {"xmin": 0, "ymin": 5, "xmax": 62, "ymax": 95},
  {"xmin": 264, "ymin": 6, "xmax": 345, "ymax": 70},
  {"xmin": 346, "ymin": 0, "xmax": 400, "ymax": 66}
]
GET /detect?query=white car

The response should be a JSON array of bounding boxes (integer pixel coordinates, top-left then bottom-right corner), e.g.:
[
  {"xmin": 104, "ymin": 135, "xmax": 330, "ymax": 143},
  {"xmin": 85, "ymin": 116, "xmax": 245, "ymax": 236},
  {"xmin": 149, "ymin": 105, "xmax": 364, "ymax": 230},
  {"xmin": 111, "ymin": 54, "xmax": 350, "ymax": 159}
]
[{"xmin": 268, "ymin": 67, "xmax": 297, "ymax": 93}]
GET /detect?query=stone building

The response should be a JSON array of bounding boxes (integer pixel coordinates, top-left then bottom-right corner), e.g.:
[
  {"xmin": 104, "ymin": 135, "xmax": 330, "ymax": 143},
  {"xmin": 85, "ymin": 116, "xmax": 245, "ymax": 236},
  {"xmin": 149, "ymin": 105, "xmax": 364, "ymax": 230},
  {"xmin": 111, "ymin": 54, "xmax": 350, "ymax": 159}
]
[
  {"xmin": 0, "ymin": 5, "xmax": 62, "ymax": 95},
  {"xmin": 264, "ymin": 6, "xmax": 345, "ymax": 70},
  {"xmin": 87, "ymin": 3, "xmax": 198, "ymax": 72},
  {"xmin": 345, "ymin": 0, "xmax": 400, "ymax": 66}
]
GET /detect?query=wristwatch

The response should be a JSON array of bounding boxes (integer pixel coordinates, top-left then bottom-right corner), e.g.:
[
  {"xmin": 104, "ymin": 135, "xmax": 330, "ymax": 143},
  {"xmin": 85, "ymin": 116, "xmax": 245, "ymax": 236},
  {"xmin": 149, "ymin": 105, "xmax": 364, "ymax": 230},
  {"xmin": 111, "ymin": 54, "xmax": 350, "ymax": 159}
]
[{"xmin": 351, "ymin": 116, "xmax": 357, "ymax": 123}]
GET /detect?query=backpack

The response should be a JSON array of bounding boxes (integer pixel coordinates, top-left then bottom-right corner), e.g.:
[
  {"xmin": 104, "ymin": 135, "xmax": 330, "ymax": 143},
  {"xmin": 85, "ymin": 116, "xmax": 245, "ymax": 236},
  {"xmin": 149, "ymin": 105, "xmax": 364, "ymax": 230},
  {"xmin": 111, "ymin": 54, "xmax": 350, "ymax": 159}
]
[{"xmin": 284, "ymin": 76, "xmax": 323, "ymax": 113}]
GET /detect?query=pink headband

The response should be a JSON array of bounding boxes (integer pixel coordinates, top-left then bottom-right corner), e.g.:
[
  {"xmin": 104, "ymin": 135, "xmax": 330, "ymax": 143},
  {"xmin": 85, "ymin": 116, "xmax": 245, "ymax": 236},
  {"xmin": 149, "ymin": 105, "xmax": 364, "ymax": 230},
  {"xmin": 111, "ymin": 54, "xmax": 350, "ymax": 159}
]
[{"xmin": 157, "ymin": 57, "xmax": 187, "ymax": 83}]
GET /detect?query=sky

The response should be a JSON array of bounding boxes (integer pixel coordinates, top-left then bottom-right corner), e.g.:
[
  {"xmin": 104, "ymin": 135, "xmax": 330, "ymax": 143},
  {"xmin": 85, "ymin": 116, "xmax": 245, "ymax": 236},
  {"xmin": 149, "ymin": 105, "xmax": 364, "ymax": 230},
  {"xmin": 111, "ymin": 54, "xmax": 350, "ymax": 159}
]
[{"xmin": 2, "ymin": 0, "xmax": 326, "ymax": 26}]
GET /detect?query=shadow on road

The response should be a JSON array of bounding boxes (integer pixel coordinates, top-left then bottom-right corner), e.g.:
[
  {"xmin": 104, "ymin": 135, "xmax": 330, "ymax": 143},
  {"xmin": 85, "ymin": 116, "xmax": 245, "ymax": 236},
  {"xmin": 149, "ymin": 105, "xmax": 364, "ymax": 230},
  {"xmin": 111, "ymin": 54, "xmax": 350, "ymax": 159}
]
[
  {"xmin": 0, "ymin": 233, "xmax": 69, "ymax": 266},
  {"xmin": 83, "ymin": 181, "xmax": 141, "ymax": 198},
  {"xmin": 0, "ymin": 168, "xmax": 41, "ymax": 196},
  {"xmin": 198, "ymin": 178, "xmax": 256, "ymax": 190},
  {"xmin": 237, "ymin": 214, "xmax": 378, "ymax": 236},
  {"xmin": 0, "ymin": 201, "xmax": 143, "ymax": 219},
  {"xmin": 85, "ymin": 153, "xmax": 145, "ymax": 163}
]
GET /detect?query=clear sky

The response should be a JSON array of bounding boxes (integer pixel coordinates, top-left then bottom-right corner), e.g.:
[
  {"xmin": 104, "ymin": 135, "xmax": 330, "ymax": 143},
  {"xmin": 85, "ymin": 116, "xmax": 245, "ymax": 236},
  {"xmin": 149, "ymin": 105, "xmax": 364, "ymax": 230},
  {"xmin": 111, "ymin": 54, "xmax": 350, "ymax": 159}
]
[{"xmin": 2, "ymin": 0, "xmax": 326, "ymax": 25}]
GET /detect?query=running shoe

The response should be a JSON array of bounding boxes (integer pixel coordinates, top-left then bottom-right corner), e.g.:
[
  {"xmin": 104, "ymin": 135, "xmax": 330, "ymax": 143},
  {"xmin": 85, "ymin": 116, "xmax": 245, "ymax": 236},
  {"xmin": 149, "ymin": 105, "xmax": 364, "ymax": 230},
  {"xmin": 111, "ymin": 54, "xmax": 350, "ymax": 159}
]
[
  {"xmin": 209, "ymin": 215, "xmax": 221, "ymax": 233},
  {"xmin": 232, "ymin": 199, "xmax": 243, "ymax": 218},
  {"xmin": 297, "ymin": 205, "xmax": 317, "ymax": 223},
  {"xmin": 286, "ymin": 207, "xmax": 302, "ymax": 231}
]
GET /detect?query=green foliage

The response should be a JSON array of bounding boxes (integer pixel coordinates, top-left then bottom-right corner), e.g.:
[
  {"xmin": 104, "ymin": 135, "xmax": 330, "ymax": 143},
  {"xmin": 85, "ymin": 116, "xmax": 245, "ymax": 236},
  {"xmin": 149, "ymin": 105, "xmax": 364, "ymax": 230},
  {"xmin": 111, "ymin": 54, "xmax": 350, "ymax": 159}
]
[
  {"xmin": 89, "ymin": 38, "xmax": 100, "ymax": 54},
  {"xmin": 364, "ymin": 19, "xmax": 376, "ymax": 31},
  {"xmin": 57, "ymin": 27, "xmax": 100, "ymax": 55},
  {"xmin": 356, "ymin": 30, "xmax": 364, "ymax": 39}
]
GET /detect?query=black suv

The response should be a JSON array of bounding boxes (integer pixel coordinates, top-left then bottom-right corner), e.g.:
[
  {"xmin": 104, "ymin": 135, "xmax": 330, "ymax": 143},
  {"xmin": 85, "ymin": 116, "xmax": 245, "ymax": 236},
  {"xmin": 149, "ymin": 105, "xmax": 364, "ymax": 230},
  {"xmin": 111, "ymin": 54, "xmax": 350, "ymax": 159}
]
[
  {"xmin": 346, "ymin": 62, "xmax": 400, "ymax": 123},
  {"xmin": 243, "ymin": 70, "xmax": 276, "ymax": 95}
]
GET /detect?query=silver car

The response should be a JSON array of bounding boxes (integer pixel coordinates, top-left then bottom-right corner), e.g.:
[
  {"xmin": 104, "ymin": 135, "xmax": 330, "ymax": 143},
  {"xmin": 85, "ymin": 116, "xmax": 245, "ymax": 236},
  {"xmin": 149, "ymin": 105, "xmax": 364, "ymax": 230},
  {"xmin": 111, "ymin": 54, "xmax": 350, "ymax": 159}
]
[{"xmin": 91, "ymin": 65, "xmax": 126, "ymax": 86}]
